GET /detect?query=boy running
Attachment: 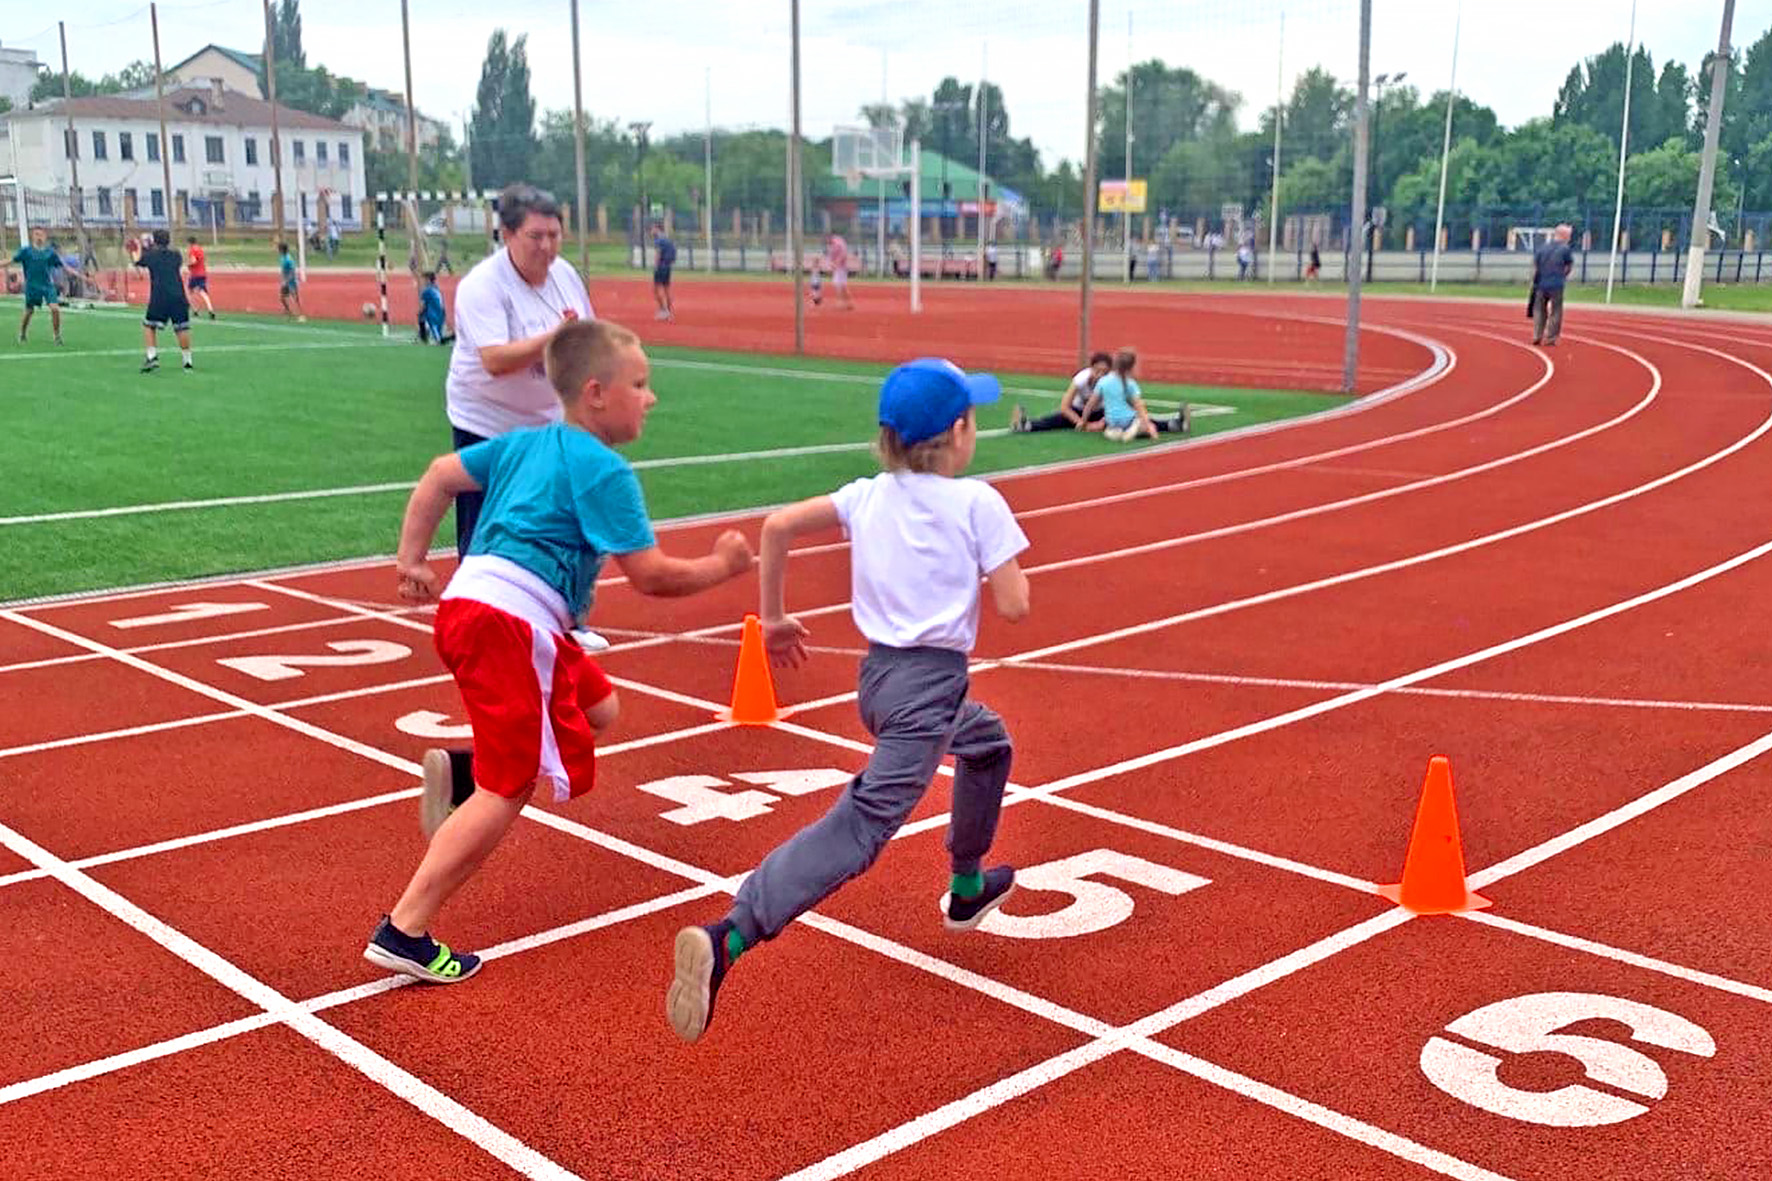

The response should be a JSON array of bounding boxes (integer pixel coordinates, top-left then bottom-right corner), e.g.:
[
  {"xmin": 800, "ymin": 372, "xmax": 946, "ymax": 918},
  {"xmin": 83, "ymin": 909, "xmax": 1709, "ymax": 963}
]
[
  {"xmin": 277, "ymin": 242, "xmax": 306, "ymax": 321},
  {"xmin": 134, "ymin": 230, "xmax": 194, "ymax": 373},
  {"xmin": 184, "ymin": 236, "xmax": 217, "ymax": 319},
  {"xmin": 667, "ymin": 357, "xmax": 1031, "ymax": 1043},
  {"xmin": 364, "ymin": 318, "xmax": 755, "ymax": 985},
  {"xmin": 13, "ymin": 227, "xmax": 65, "ymax": 345}
]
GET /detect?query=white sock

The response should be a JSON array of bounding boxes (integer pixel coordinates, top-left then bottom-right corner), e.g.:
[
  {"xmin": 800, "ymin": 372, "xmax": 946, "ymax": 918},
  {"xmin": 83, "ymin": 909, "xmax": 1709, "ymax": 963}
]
[
  {"xmin": 146, "ymin": 347, "xmax": 157, "ymax": 361},
  {"xmin": 181, "ymin": 349, "xmax": 192, "ymax": 363}
]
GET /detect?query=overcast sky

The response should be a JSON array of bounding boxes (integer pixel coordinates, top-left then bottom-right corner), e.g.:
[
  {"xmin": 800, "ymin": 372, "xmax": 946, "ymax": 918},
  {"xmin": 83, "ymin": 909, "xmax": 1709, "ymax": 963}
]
[{"xmin": 7, "ymin": 0, "xmax": 1769, "ymax": 167}]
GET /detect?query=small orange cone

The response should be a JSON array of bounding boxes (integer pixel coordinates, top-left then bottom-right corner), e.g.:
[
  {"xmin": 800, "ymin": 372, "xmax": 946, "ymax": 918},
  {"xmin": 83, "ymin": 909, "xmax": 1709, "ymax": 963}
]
[
  {"xmin": 716, "ymin": 614, "xmax": 783, "ymax": 725},
  {"xmin": 1377, "ymin": 756, "xmax": 1491, "ymax": 914}
]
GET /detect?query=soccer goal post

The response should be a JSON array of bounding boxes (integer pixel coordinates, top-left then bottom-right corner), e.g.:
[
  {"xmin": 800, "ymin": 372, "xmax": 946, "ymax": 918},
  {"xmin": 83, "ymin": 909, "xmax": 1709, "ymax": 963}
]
[{"xmin": 371, "ymin": 189, "xmax": 498, "ymax": 338}]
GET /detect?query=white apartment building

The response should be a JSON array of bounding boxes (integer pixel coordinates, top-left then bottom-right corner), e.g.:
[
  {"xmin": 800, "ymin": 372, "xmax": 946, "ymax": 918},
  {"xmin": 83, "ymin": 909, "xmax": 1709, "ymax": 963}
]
[
  {"xmin": 3, "ymin": 81, "xmax": 366, "ymax": 230},
  {"xmin": 344, "ymin": 88, "xmax": 448, "ymax": 153},
  {"xmin": 0, "ymin": 42, "xmax": 44, "ymax": 111}
]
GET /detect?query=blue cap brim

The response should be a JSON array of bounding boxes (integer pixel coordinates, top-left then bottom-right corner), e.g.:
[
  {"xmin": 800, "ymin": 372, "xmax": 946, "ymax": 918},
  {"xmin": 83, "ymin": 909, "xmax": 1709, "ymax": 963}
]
[{"xmin": 964, "ymin": 373, "xmax": 1002, "ymax": 406}]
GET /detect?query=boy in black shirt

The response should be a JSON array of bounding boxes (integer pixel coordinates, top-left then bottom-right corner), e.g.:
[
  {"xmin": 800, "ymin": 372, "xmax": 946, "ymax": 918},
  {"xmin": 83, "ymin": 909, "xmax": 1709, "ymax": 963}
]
[{"xmin": 135, "ymin": 229, "xmax": 194, "ymax": 372}]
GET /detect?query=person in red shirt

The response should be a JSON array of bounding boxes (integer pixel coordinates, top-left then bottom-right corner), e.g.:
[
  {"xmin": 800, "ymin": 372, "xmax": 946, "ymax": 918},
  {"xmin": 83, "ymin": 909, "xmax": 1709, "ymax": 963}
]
[{"xmin": 183, "ymin": 236, "xmax": 217, "ymax": 320}]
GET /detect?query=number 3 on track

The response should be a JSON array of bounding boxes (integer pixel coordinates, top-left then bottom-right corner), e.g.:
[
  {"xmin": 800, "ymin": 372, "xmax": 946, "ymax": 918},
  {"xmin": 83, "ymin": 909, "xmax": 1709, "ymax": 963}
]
[
  {"xmin": 961, "ymin": 849, "xmax": 1209, "ymax": 939},
  {"xmin": 1421, "ymin": 991, "xmax": 1715, "ymax": 1126}
]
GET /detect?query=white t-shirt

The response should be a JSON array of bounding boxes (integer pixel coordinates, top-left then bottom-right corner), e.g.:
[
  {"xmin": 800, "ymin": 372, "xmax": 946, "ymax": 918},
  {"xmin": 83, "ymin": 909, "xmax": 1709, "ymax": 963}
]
[
  {"xmin": 829, "ymin": 471, "xmax": 1029, "ymax": 652},
  {"xmin": 445, "ymin": 250, "xmax": 595, "ymax": 438},
  {"xmin": 1068, "ymin": 366, "xmax": 1095, "ymax": 412}
]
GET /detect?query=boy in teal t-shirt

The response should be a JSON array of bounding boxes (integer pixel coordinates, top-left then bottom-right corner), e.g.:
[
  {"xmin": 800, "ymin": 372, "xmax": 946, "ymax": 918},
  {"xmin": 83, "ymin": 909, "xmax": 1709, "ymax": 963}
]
[
  {"xmin": 363, "ymin": 317, "xmax": 755, "ymax": 986},
  {"xmin": 12, "ymin": 227, "xmax": 64, "ymax": 345}
]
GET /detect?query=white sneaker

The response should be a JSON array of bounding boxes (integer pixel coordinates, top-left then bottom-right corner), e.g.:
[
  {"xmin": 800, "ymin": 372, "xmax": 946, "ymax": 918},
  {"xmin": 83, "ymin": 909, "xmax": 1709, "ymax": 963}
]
[{"xmin": 572, "ymin": 628, "xmax": 611, "ymax": 652}]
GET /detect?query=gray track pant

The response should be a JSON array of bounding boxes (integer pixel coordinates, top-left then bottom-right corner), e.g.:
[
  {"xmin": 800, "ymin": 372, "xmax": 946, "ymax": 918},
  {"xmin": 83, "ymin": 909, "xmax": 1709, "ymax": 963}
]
[{"xmin": 726, "ymin": 644, "xmax": 1013, "ymax": 944}]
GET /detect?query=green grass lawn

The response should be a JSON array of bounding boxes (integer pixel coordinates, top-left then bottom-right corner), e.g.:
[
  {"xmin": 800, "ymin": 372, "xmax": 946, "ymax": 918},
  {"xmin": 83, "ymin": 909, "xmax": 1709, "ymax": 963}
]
[{"xmin": 0, "ymin": 299, "xmax": 1348, "ymax": 601}]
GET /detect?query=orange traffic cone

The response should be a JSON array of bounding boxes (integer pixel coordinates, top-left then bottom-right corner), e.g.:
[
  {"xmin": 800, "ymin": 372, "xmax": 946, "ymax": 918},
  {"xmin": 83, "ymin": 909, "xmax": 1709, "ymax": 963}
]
[
  {"xmin": 716, "ymin": 614, "xmax": 783, "ymax": 725},
  {"xmin": 1377, "ymin": 756, "xmax": 1491, "ymax": 914}
]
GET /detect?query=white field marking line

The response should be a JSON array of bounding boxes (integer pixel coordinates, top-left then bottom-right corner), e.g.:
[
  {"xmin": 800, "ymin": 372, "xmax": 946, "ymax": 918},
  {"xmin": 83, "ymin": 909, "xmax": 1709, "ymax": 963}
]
[
  {"xmin": 1459, "ymin": 912, "xmax": 1772, "ymax": 1005},
  {"xmin": 34, "ymin": 302, "xmax": 385, "ymax": 343},
  {"xmin": 0, "ymin": 609, "xmax": 424, "ymax": 675},
  {"xmin": 0, "ymin": 320, "xmax": 1450, "ymax": 608},
  {"xmin": 0, "ymin": 880, "xmax": 725, "ymax": 1110},
  {"xmin": 0, "ymin": 709, "xmax": 247, "ymax": 762},
  {"xmin": 0, "ymin": 341, "xmax": 388, "ymax": 365},
  {"xmin": 1007, "ymin": 660, "xmax": 1772, "ymax": 715},
  {"xmin": 0, "ymin": 820, "xmax": 582, "ymax": 1180}
]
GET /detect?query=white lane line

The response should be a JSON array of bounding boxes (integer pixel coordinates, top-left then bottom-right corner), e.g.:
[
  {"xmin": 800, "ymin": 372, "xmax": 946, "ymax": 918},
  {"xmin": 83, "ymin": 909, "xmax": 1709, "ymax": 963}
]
[
  {"xmin": 1005, "ymin": 660, "xmax": 1772, "ymax": 715},
  {"xmin": 0, "ymin": 819, "xmax": 582, "ymax": 1179}
]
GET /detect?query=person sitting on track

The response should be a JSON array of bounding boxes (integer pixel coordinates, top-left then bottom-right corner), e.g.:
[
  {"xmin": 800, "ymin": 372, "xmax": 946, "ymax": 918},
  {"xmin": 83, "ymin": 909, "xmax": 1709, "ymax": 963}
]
[
  {"xmin": 364, "ymin": 318, "xmax": 755, "ymax": 986},
  {"xmin": 1008, "ymin": 351, "xmax": 1113, "ymax": 433},
  {"xmin": 1087, "ymin": 346, "xmax": 1189, "ymax": 442}
]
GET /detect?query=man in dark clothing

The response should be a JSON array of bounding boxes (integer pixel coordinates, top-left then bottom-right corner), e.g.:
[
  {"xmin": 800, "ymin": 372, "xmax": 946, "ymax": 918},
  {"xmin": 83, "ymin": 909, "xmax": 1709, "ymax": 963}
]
[
  {"xmin": 1532, "ymin": 225, "xmax": 1575, "ymax": 347},
  {"xmin": 135, "ymin": 229, "xmax": 194, "ymax": 372}
]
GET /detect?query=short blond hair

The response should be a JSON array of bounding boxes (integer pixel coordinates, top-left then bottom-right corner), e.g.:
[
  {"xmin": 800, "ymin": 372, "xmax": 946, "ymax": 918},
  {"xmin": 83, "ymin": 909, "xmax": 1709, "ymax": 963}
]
[
  {"xmin": 873, "ymin": 410, "xmax": 971, "ymax": 473},
  {"xmin": 544, "ymin": 318, "xmax": 640, "ymax": 403}
]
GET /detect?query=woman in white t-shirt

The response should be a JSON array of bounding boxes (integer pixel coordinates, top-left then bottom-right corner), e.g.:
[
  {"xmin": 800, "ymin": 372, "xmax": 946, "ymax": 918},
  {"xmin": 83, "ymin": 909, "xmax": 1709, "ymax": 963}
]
[
  {"xmin": 1007, "ymin": 351, "xmax": 1112, "ymax": 433},
  {"xmin": 443, "ymin": 183, "xmax": 595, "ymax": 558}
]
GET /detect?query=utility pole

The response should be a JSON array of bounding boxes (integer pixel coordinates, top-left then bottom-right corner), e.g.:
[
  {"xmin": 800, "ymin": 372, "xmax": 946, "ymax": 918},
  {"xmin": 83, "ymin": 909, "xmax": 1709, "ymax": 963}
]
[
  {"xmin": 1342, "ymin": 0, "xmax": 1372, "ymax": 394},
  {"xmin": 1079, "ymin": 0, "xmax": 1100, "ymax": 368},
  {"xmin": 789, "ymin": 0, "xmax": 804, "ymax": 352},
  {"xmin": 263, "ymin": 0, "xmax": 286, "ymax": 246},
  {"xmin": 1682, "ymin": 0, "xmax": 1735, "ymax": 309},
  {"xmin": 150, "ymin": 5, "xmax": 177, "ymax": 232},
  {"xmin": 57, "ymin": 22, "xmax": 88, "ymax": 263},
  {"xmin": 570, "ymin": 0, "xmax": 590, "ymax": 274}
]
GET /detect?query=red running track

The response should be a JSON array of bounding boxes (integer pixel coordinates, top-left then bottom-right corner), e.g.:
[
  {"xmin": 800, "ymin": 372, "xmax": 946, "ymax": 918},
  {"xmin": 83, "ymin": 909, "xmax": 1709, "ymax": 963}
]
[{"xmin": 2, "ymin": 291, "xmax": 1771, "ymax": 1180}]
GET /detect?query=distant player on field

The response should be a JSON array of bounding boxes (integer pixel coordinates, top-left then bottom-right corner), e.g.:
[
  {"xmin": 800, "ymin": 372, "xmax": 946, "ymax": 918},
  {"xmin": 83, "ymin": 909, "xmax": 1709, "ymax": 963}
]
[
  {"xmin": 823, "ymin": 231, "xmax": 855, "ymax": 309},
  {"xmin": 277, "ymin": 241, "xmax": 306, "ymax": 321},
  {"xmin": 12, "ymin": 226, "xmax": 64, "ymax": 345},
  {"xmin": 133, "ymin": 229, "xmax": 194, "ymax": 373},
  {"xmin": 184, "ymin": 236, "xmax": 217, "ymax": 319},
  {"xmin": 651, "ymin": 223, "xmax": 676, "ymax": 321}
]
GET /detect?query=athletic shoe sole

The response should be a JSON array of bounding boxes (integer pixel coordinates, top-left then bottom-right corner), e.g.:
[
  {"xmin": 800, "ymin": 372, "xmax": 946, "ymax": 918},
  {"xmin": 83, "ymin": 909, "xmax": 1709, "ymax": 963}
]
[
  {"xmin": 666, "ymin": 925, "xmax": 715, "ymax": 1042},
  {"xmin": 361, "ymin": 941, "xmax": 483, "ymax": 984},
  {"xmin": 941, "ymin": 880, "xmax": 1016, "ymax": 931},
  {"xmin": 419, "ymin": 748, "xmax": 453, "ymax": 838}
]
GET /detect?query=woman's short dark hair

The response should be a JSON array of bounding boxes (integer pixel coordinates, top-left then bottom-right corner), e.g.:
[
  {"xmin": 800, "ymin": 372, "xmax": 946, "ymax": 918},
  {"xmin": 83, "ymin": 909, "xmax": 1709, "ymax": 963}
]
[{"xmin": 497, "ymin": 183, "xmax": 563, "ymax": 234}]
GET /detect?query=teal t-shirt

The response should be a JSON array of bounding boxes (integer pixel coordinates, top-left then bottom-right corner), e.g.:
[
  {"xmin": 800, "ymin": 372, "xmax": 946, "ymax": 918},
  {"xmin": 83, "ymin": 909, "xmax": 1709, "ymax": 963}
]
[
  {"xmin": 12, "ymin": 246, "xmax": 61, "ymax": 291},
  {"xmin": 457, "ymin": 423, "xmax": 657, "ymax": 621},
  {"xmin": 1095, "ymin": 372, "xmax": 1140, "ymax": 429}
]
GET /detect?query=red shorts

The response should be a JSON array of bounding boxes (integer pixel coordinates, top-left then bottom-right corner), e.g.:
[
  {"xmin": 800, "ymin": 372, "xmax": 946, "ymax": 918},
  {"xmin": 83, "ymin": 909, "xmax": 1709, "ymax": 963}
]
[{"xmin": 434, "ymin": 597, "xmax": 614, "ymax": 801}]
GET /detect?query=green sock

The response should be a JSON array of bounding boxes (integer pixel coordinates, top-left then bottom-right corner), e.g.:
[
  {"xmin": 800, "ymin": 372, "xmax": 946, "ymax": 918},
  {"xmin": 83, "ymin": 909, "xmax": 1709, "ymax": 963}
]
[
  {"xmin": 724, "ymin": 926, "xmax": 747, "ymax": 962},
  {"xmin": 951, "ymin": 870, "xmax": 983, "ymax": 899}
]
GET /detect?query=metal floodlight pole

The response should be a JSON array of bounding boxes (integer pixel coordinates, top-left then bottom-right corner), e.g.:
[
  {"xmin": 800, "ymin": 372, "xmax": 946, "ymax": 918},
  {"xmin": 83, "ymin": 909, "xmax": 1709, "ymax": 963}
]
[
  {"xmin": 630, "ymin": 121, "xmax": 650, "ymax": 267},
  {"xmin": 1123, "ymin": 12, "xmax": 1132, "ymax": 285},
  {"xmin": 401, "ymin": 0, "xmax": 419, "ymax": 196},
  {"xmin": 150, "ymin": 4, "xmax": 177, "ymax": 233},
  {"xmin": 1606, "ymin": 0, "xmax": 1638, "ymax": 304},
  {"xmin": 57, "ymin": 22, "xmax": 88, "ymax": 263},
  {"xmin": 1268, "ymin": 10, "xmax": 1284, "ymax": 284},
  {"xmin": 570, "ymin": 0, "xmax": 590, "ymax": 274},
  {"xmin": 1079, "ymin": 0, "xmax": 1100, "ymax": 368},
  {"xmin": 1430, "ymin": 4, "xmax": 1460, "ymax": 292},
  {"xmin": 789, "ymin": 0, "xmax": 804, "ymax": 352},
  {"xmin": 263, "ymin": 0, "xmax": 286, "ymax": 245},
  {"xmin": 1342, "ymin": 0, "xmax": 1372, "ymax": 394},
  {"xmin": 1682, "ymin": 0, "xmax": 1734, "ymax": 309},
  {"xmin": 910, "ymin": 138, "xmax": 922, "ymax": 312},
  {"xmin": 704, "ymin": 67, "xmax": 714, "ymax": 270},
  {"xmin": 977, "ymin": 42, "xmax": 987, "ymax": 283}
]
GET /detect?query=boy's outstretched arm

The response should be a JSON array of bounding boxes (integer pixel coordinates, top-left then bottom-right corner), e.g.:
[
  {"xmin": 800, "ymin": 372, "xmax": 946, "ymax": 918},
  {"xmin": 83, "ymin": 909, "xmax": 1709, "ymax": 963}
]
[
  {"xmin": 615, "ymin": 530, "xmax": 754, "ymax": 598},
  {"xmin": 396, "ymin": 453, "xmax": 482, "ymax": 602},
  {"xmin": 985, "ymin": 557, "xmax": 1030, "ymax": 622},
  {"xmin": 757, "ymin": 495, "xmax": 841, "ymax": 668}
]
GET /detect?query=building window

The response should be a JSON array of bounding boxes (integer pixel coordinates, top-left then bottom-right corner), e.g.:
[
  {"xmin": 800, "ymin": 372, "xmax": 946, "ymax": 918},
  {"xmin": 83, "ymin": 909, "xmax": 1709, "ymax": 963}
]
[
  {"xmin": 151, "ymin": 189, "xmax": 165, "ymax": 218},
  {"xmin": 119, "ymin": 132, "xmax": 134, "ymax": 161},
  {"xmin": 340, "ymin": 194, "xmax": 353, "ymax": 220},
  {"xmin": 292, "ymin": 139, "xmax": 305, "ymax": 164},
  {"xmin": 205, "ymin": 136, "xmax": 224, "ymax": 164},
  {"xmin": 124, "ymin": 187, "xmax": 137, "ymax": 217},
  {"xmin": 147, "ymin": 133, "xmax": 160, "ymax": 162},
  {"xmin": 97, "ymin": 189, "xmax": 113, "ymax": 216},
  {"xmin": 63, "ymin": 129, "xmax": 77, "ymax": 159},
  {"xmin": 338, "ymin": 141, "xmax": 350, "ymax": 166},
  {"xmin": 91, "ymin": 131, "xmax": 107, "ymax": 160},
  {"xmin": 245, "ymin": 137, "xmax": 258, "ymax": 165},
  {"xmin": 316, "ymin": 141, "xmax": 327, "ymax": 166},
  {"xmin": 177, "ymin": 190, "xmax": 190, "ymax": 220},
  {"xmin": 172, "ymin": 134, "xmax": 185, "ymax": 163}
]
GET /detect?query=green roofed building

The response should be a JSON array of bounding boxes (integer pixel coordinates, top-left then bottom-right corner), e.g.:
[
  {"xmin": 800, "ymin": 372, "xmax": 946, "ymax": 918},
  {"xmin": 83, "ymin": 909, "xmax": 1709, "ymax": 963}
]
[{"xmin": 811, "ymin": 146, "xmax": 1025, "ymax": 238}]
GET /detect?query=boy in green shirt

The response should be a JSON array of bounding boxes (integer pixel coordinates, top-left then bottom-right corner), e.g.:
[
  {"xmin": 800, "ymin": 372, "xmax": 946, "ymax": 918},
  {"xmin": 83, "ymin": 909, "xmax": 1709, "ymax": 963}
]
[{"xmin": 12, "ymin": 227, "xmax": 64, "ymax": 345}]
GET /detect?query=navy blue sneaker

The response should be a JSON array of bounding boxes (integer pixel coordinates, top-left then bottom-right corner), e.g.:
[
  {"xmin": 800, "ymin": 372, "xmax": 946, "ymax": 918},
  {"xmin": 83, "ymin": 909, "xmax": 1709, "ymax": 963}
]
[
  {"xmin": 362, "ymin": 915, "xmax": 482, "ymax": 984},
  {"xmin": 667, "ymin": 920, "xmax": 734, "ymax": 1043},
  {"xmin": 943, "ymin": 865, "xmax": 1016, "ymax": 931}
]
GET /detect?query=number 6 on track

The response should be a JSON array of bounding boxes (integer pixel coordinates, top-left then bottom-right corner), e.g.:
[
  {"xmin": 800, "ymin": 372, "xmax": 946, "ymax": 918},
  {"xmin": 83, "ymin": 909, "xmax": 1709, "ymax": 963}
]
[{"xmin": 963, "ymin": 848, "xmax": 1209, "ymax": 939}]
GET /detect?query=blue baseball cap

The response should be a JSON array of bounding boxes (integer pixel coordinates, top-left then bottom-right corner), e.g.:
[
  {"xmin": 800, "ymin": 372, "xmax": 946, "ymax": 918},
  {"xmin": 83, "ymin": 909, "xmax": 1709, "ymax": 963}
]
[{"xmin": 877, "ymin": 358, "xmax": 1001, "ymax": 445}]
